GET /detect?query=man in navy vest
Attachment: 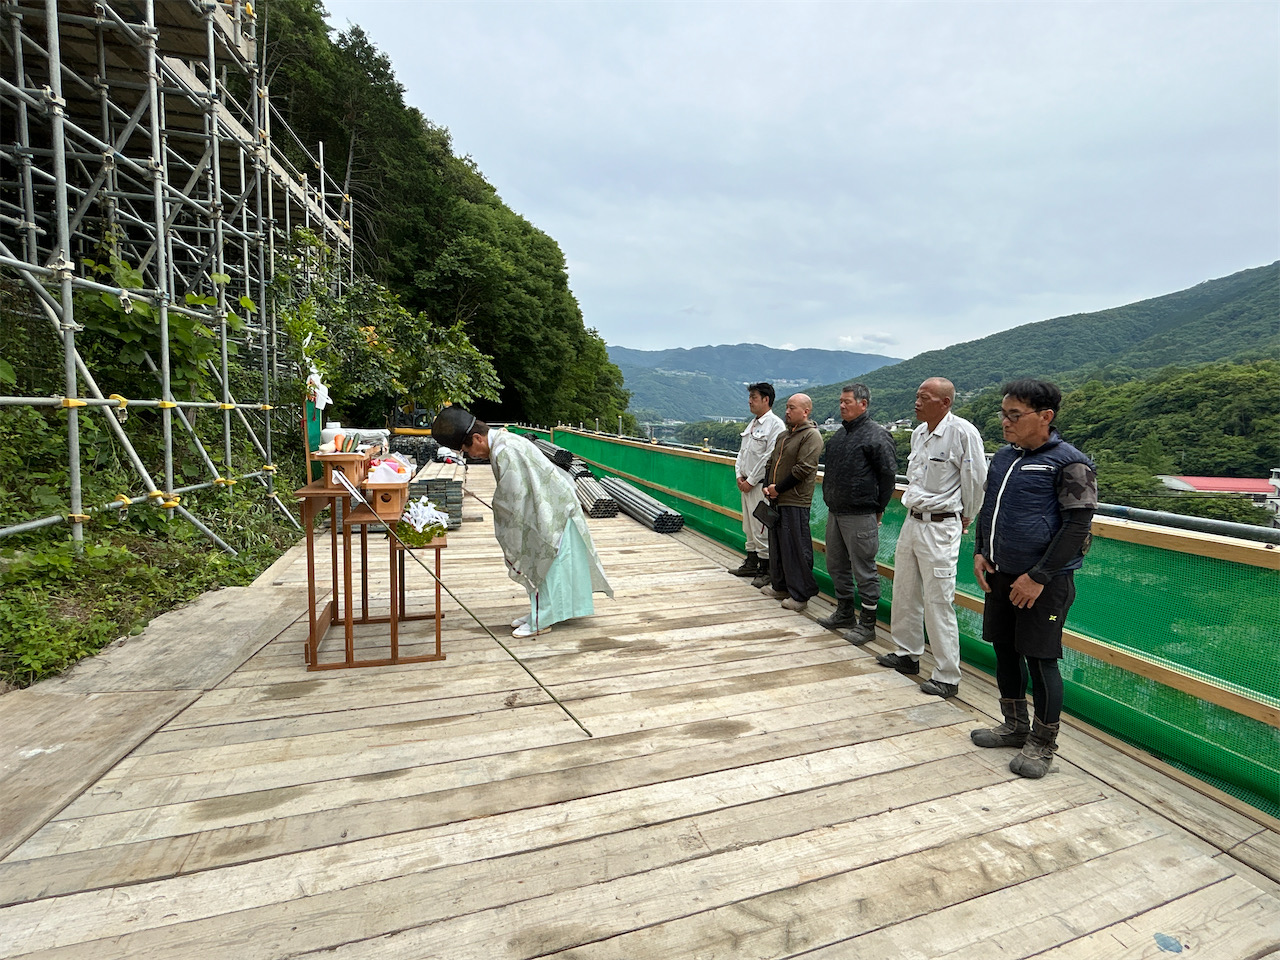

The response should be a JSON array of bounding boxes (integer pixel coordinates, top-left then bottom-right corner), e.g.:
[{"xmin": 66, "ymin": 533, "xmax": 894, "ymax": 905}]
[{"xmin": 972, "ymin": 379, "xmax": 1097, "ymax": 779}]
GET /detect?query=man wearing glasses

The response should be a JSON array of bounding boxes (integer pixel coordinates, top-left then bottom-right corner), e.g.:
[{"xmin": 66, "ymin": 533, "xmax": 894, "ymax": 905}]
[{"xmin": 971, "ymin": 379, "xmax": 1097, "ymax": 779}]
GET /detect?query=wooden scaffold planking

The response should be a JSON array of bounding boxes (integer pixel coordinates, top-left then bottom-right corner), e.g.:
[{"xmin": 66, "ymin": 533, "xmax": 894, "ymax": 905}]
[{"xmin": 0, "ymin": 467, "xmax": 1277, "ymax": 958}]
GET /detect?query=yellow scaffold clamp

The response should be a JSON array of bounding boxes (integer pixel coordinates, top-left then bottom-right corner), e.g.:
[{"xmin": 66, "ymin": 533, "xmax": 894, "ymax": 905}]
[
  {"xmin": 157, "ymin": 400, "xmax": 178, "ymax": 409},
  {"xmin": 214, "ymin": 477, "xmax": 238, "ymax": 487},
  {"xmin": 61, "ymin": 397, "xmax": 87, "ymax": 408},
  {"xmin": 67, "ymin": 514, "xmax": 91, "ymax": 524},
  {"xmin": 160, "ymin": 494, "xmax": 181, "ymax": 509},
  {"xmin": 259, "ymin": 404, "xmax": 274, "ymax": 410},
  {"xmin": 109, "ymin": 394, "xmax": 129, "ymax": 423},
  {"xmin": 219, "ymin": 402, "xmax": 236, "ymax": 410},
  {"xmin": 147, "ymin": 490, "xmax": 166, "ymax": 500},
  {"xmin": 112, "ymin": 495, "xmax": 132, "ymax": 514},
  {"xmin": 261, "ymin": 464, "xmax": 278, "ymax": 473}
]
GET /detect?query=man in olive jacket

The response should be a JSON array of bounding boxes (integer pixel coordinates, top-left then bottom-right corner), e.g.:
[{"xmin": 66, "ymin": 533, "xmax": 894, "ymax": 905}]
[
  {"xmin": 760, "ymin": 394, "xmax": 824, "ymax": 611},
  {"xmin": 819, "ymin": 383, "xmax": 898, "ymax": 644}
]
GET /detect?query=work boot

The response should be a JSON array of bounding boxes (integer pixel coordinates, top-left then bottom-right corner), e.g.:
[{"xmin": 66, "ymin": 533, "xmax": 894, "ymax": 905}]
[
  {"xmin": 780, "ymin": 597, "xmax": 808, "ymax": 611},
  {"xmin": 750, "ymin": 558, "xmax": 771, "ymax": 588},
  {"xmin": 919, "ymin": 679, "xmax": 959, "ymax": 698},
  {"xmin": 971, "ymin": 698, "xmax": 1030, "ymax": 748},
  {"xmin": 1010, "ymin": 718, "xmax": 1060, "ymax": 779},
  {"xmin": 874, "ymin": 651, "xmax": 920, "ymax": 674},
  {"xmin": 729, "ymin": 552, "xmax": 760, "ymax": 577},
  {"xmin": 842, "ymin": 605, "xmax": 879, "ymax": 646},
  {"xmin": 816, "ymin": 598, "xmax": 858, "ymax": 630},
  {"xmin": 759, "ymin": 584, "xmax": 789, "ymax": 600}
]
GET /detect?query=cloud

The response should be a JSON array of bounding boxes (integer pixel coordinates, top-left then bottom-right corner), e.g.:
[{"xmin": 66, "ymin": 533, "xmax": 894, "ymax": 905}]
[
  {"xmin": 325, "ymin": 1, "xmax": 1279, "ymax": 357},
  {"xmin": 840, "ymin": 333, "xmax": 899, "ymax": 350}
]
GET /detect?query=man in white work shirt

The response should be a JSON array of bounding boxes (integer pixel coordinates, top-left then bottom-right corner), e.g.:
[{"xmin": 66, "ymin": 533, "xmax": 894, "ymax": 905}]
[
  {"xmin": 729, "ymin": 382, "xmax": 786, "ymax": 586},
  {"xmin": 876, "ymin": 378, "xmax": 987, "ymax": 698}
]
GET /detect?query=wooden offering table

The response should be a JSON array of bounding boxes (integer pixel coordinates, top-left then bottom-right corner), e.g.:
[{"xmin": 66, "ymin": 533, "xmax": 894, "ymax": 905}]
[{"xmin": 295, "ymin": 475, "xmax": 446, "ymax": 671}]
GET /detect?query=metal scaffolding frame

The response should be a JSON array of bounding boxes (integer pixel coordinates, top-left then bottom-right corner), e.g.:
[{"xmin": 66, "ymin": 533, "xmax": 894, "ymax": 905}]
[{"xmin": 1, "ymin": 0, "xmax": 354, "ymax": 552}]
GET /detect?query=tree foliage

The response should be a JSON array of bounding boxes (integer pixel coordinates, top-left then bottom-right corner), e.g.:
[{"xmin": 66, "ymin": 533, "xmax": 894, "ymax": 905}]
[
  {"xmin": 955, "ymin": 359, "xmax": 1280, "ymax": 526},
  {"xmin": 260, "ymin": 1, "xmax": 629, "ymax": 426},
  {"xmin": 273, "ymin": 231, "xmax": 500, "ymax": 426},
  {"xmin": 673, "ymin": 421, "xmax": 751, "ymax": 451}
]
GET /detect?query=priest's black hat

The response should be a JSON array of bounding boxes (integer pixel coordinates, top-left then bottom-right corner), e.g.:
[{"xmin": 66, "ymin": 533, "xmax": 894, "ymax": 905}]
[{"xmin": 430, "ymin": 406, "xmax": 476, "ymax": 449}]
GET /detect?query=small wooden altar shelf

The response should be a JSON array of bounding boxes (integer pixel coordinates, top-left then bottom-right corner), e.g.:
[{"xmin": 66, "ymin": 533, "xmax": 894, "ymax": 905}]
[
  {"xmin": 314, "ymin": 451, "xmax": 367, "ymax": 490},
  {"xmin": 294, "ymin": 465, "xmax": 444, "ymax": 671}
]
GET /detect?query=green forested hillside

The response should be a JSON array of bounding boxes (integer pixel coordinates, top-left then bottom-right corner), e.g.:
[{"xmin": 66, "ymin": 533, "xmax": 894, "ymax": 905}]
[
  {"xmin": 1067, "ymin": 361, "xmax": 1278, "ymax": 476},
  {"xmin": 809, "ymin": 262, "xmax": 1279, "ymax": 423},
  {"xmin": 261, "ymin": 1, "xmax": 630, "ymax": 427},
  {"xmin": 952, "ymin": 359, "xmax": 1279, "ymax": 524},
  {"xmin": 616, "ymin": 367, "xmax": 749, "ymax": 421},
  {"xmin": 611, "ymin": 343, "xmax": 900, "ymax": 420},
  {"xmin": 610, "ymin": 344, "xmax": 899, "ymax": 384}
]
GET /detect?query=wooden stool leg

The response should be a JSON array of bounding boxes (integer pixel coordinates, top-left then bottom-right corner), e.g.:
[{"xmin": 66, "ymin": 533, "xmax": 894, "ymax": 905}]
[
  {"xmin": 304, "ymin": 504, "xmax": 317, "ymax": 666},
  {"xmin": 398, "ymin": 546, "xmax": 407, "ymax": 620},
  {"xmin": 330, "ymin": 497, "xmax": 340, "ymax": 622},
  {"xmin": 343, "ymin": 514, "xmax": 355, "ymax": 666},
  {"xmin": 435, "ymin": 545, "xmax": 443, "ymax": 658},
  {"xmin": 389, "ymin": 537, "xmax": 400, "ymax": 661},
  {"xmin": 360, "ymin": 523, "xmax": 369, "ymax": 622}
]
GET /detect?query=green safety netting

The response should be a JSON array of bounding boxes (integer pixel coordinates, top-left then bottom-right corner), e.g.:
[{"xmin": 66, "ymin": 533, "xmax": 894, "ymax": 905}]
[{"xmin": 522, "ymin": 427, "xmax": 1280, "ymax": 816}]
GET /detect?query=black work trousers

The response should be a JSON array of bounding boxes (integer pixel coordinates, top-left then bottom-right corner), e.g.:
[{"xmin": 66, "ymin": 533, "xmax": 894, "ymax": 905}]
[{"xmin": 768, "ymin": 505, "xmax": 818, "ymax": 602}]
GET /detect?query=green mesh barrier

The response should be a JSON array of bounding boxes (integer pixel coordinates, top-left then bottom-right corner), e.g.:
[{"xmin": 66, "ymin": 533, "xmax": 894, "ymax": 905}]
[{"xmin": 546, "ymin": 429, "xmax": 1280, "ymax": 814}]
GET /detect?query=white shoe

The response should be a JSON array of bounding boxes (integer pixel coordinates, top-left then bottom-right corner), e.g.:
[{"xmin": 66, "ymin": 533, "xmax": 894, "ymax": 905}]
[
  {"xmin": 511, "ymin": 614, "xmax": 530, "ymax": 628},
  {"xmin": 780, "ymin": 597, "xmax": 808, "ymax": 611},
  {"xmin": 512, "ymin": 622, "xmax": 552, "ymax": 639}
]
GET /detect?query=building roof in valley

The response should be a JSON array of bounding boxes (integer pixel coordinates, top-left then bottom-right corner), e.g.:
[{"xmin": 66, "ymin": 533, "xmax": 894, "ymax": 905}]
[{"xmin": 1157, "ymin": 475, "xmax": 1274, "ymax": 494}]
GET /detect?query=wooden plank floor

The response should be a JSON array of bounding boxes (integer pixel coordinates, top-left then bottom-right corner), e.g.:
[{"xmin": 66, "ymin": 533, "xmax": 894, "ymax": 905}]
[{"xmin": 1, "ymin": 465, "xmax": 1278, "ymax": 959}]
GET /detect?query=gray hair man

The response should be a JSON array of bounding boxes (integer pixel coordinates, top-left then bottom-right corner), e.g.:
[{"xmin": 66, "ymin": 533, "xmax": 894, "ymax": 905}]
[
  {"xmin": 876, "ymin": 378, "xmax": 987, "ymax": 697},
  {"xmin": 817, "ymin": 383, "xmax": 898, "ymax": 643},
  {"xmin": 760, "ymin": 393, "xmax": 824, "ymax": 610}
]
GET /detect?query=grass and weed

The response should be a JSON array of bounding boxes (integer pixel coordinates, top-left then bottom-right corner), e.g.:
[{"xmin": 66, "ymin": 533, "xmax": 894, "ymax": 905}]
[{"xmin": 0, "ymin": 404, "xmax": 305, "ymax": 688}]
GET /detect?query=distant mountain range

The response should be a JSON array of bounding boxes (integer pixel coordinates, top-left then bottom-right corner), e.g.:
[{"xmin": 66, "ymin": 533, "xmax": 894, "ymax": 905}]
[
  {"xmin": 798, "ymin": 261, "xmax": 1279, "ymax": 423},
  {"xmin": 609, "ymin": 344, "xmax": 902, "ymax": 420}
]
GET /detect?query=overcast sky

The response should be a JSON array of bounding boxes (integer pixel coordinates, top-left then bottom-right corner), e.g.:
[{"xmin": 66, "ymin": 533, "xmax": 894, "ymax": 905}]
[{"xmin": 323, "ymin": 1, "xmax": 1278, "ymax": 359}]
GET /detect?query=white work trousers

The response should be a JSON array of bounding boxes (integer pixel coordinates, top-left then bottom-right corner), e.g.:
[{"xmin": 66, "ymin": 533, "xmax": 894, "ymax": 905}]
[
  {"xmin": 889, "ymin": 515, "xmax": 963, "ymax": 685},
  {"xmin": 740, "ymin": 483, "xmax": 770, "ymax": 558}
]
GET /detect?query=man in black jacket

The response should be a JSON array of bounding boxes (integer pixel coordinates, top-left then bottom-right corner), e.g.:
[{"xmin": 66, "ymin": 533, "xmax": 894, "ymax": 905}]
[{"xmin": 817, "ymin": 383, "xmax": 898, "ymax": 644}]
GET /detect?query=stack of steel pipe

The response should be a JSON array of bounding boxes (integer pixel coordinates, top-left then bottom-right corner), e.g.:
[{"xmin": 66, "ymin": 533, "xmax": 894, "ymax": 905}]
[
  {"xmin": 531, "ymin": 437, "xmax": 574, "ymax": 469},
  {"xmin": 575, "ymin": 477, "xmax": 619, "ymax": 518},
  {"xmin": 599, "ymin": 477, "xmax": 684, "ymax": 533},
  {"xmin": 568, "ymin": 457, "xmax": 594, "ymax": 479}
]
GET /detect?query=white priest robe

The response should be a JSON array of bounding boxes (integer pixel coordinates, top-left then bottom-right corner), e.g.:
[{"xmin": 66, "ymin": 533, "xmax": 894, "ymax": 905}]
[{"xmin": 487, "ymin": 429, "xmax": 612, "ymax": 629}]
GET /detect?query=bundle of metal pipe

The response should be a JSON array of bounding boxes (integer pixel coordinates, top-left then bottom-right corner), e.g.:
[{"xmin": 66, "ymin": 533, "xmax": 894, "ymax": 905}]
[
  {"xmin": 599, "ymin": 477, "xmax": 685, "ymax": 533},
  {"xmin": 568, "ymin": 457, "xmax": 595, "ymax": 479},
  {"xmin": 575, "ymin": 477, "xmax": 620, "ymax": 518},
  {"xmin": 531, "ymin": 437, "xmax": 574, "ymax": 469}
]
